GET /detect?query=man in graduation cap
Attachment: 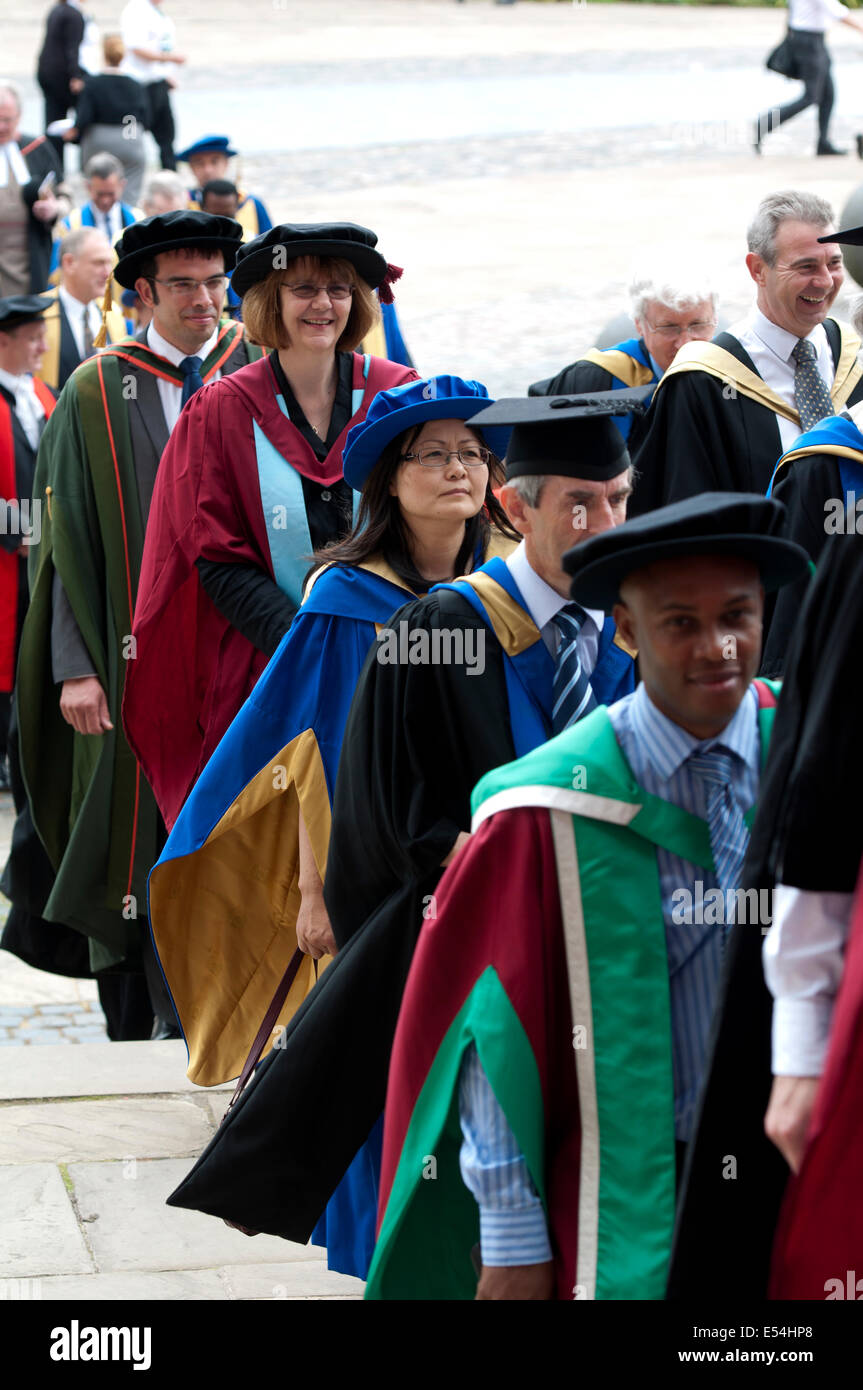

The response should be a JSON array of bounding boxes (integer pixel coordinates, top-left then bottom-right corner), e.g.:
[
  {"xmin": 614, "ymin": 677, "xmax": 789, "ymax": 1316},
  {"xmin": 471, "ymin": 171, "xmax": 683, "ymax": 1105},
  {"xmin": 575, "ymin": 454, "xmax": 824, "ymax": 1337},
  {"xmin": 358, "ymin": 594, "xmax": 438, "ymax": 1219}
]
[
  {"xmin": 164, "ymin": 392, "xmax": 640, "ymax": 1248},
  {"xmin": 633, "ymin": 191, "xmax": 863, "ymax": 516},
  {"xmin": 179, "ymin": 134, "xmax": 273, "ymax": 238},
  {"xmin": 363, "ymin": 492, "xmax": 810, "ymax": 1301},
  {"xmin": 6, "ymin": 209, "xmax": 260, "ymax": 1040}
]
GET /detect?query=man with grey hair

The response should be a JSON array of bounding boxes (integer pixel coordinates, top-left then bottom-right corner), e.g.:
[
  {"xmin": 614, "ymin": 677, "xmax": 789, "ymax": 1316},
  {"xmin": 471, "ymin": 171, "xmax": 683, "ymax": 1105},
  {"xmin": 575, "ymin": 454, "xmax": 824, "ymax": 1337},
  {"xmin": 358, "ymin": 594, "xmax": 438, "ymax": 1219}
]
[
  {"xmin": 0, "ymin": 81, "xmax": 71, "ymax": 296},
  {"xmin": 37, "ymin": 226, "xmax": 127, "ymax": 390},
  {"xmin": 633, "ymin": 189, "xmax": 863, "ymax": 516},
  {"xmin": 49, "ymin": 151, "xmax": 143, "ymax": 280},
  {"xmin": 529, "ymin": 267, "xmax": 717, "ymax": 458},
  {"xmin": 141, "ymin": 169, "xmax": 187, "ymax": 216}
]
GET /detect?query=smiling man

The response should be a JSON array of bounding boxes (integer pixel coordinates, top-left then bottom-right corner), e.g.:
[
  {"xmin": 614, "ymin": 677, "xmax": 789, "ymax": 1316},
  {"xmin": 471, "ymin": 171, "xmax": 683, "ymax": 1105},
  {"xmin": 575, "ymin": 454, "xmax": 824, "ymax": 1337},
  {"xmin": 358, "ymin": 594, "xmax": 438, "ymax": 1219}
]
[
  {"xmin": 7, "ymin": 210, "xmax": 259, "ymax": 1042},
  {"xmin": 365, "ymin": 493, "xmax": 810, "ymax": 1301},
  {"xmin": 633, "ymin": 191, "xmax": 863, "ymax": 514}
]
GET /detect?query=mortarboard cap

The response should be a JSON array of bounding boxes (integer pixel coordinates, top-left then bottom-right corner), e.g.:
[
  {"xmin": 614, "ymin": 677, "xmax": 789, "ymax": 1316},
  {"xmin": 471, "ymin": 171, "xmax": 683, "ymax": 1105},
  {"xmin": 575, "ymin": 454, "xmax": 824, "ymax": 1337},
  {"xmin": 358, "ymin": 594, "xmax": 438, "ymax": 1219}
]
[
  {"xmin": 564, "ymin": 492, "xmax": 811, "ymax": 611},
  {"xmin": 0, "ymin": 294, "xmax": 54, "ymax": 332},
  {"xmin": 469, "ymin": 388, "xmax": 652, "ymax": 481}
]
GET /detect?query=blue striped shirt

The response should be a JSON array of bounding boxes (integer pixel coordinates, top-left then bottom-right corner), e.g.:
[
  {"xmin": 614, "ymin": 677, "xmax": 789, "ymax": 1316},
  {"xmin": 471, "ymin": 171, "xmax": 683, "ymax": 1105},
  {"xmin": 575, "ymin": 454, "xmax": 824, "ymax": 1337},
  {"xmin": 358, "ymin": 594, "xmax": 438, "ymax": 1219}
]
[{"xmin": 458, "ymin": 682, "xmax": 762, "ymax": 1265}]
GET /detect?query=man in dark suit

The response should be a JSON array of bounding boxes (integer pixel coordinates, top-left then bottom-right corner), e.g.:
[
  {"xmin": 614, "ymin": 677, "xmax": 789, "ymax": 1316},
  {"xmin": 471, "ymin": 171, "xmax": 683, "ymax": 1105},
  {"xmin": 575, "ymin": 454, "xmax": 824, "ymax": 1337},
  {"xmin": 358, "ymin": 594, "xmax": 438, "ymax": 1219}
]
[
  {"xmin": 1, "ymin": 212, "xmax": 260, "ymax": 1042},
  {"xmin": 36, "ymin": 0, "xmax": 86, "ymax": 168},
  {"xmin": 38, "ymin": 226, "xmax": 126, "ymax": 391}
]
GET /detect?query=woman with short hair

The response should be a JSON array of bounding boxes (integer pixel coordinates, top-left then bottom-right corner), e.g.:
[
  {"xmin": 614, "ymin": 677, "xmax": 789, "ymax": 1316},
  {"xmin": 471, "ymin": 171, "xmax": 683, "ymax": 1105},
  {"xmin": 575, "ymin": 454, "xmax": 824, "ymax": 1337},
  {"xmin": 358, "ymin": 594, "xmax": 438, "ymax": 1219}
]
[
  {"xmin": 123, "ymin": 221, "xmax": 417, "ymax": 831},
  {"xmin": 70, "ymin": 34, "xmax": 150, "ymax": 203}
]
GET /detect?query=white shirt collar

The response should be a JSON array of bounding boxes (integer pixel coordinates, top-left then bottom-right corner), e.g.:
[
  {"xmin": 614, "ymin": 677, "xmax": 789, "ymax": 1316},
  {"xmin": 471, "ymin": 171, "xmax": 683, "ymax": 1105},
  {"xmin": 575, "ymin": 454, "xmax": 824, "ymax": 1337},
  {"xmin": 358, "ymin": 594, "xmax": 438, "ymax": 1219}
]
[
  {"xmin": 507, "ymin": 539, "xmax": 604, "ymax": 636},
  {"xmin": 0, "ymin": 141, "xmax": 30, "ymax": 188},
  {"xmin": 0, "ymin": 366, "xmax": 32, "ymax": 398},
  {"xmin": 748, "ymin": 305, "xmax": 825, "ymax": 365},
  {"xmin": 146, "ymin": 321, "xmax": 219, "ymax": 369},
  {"xmin": 58, "ymin": 283, "xmax": 98, "ymax": 317}
]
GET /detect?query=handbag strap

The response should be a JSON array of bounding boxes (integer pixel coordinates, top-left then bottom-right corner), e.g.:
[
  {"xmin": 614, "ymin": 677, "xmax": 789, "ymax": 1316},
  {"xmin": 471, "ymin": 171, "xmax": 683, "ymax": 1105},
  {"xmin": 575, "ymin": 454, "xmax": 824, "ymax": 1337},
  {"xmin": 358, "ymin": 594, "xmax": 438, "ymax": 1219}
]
[{"xmin": 225, "ymin": 946, "xmax": 307, "ymax": 1112}]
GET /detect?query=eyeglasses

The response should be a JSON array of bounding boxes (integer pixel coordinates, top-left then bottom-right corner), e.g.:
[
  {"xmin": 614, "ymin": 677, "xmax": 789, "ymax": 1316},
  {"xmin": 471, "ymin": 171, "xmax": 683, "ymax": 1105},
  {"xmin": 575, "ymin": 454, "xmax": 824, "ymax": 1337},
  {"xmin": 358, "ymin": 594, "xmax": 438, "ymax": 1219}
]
[
  {"xmin": 281, "ymin": 282, "xmax": 354, "ymax": 300},
  {"xmin": 642, "ymin": 317, "xmax": 717, "ymax": 339},
  {"xmin": 145, "ymin": 275, "xmax": 228, "ymax": 297},
  {"xmin": 400, "ymin": 446, "xmax": 490, "ymax": 469}
]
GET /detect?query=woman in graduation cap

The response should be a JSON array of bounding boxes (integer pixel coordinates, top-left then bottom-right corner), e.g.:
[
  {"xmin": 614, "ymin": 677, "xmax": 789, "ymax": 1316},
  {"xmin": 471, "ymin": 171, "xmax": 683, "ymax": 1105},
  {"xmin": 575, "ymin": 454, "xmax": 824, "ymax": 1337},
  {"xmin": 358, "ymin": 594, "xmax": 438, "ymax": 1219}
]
[
  {"xmin": 123, "ymin": 221, "xmax": 417, "ymax": 831},
  {"xmin": 148, "ymin": 375, "xmax": 518, "ymax": 1277},
  {"xmin": 164, "ymin": 391, "xmax": 641, "ymax": 1277}
]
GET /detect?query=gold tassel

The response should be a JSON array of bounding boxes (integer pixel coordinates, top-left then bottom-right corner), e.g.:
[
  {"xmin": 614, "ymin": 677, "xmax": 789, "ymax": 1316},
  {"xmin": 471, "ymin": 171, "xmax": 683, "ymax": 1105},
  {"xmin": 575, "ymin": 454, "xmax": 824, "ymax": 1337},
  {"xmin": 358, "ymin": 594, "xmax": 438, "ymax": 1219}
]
[
  {"xmin": 45, "ymin": 486, "xmax": 53, "ymax": 522},
  {"xmin": 93, "ymin": 278, "xmax": 114, "ymax": 349}
]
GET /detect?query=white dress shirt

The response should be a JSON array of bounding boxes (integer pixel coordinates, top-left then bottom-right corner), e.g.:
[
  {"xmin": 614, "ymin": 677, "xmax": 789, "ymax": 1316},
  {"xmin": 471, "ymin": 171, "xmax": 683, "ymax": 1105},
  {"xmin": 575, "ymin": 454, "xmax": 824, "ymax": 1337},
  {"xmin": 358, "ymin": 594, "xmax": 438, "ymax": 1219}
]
[
  {"xmin": 505, "ymin": 539, "xmax": 604, "ymax": 673},
  {"xmin": 145, "ymin": 322, "xmax": 219, "ymax": 435},
  {"xmin": 0, "ymin": 368, "xmax": 47, "ymax": 450},
  {"xmin": 0, "ymin": 141, "xmax": 30, "ymax": 189},
  {"xmin": 58, "ymin": 286, "xmax": 101, "ymax": 361},
  {"xmin": 789, "ymin": 0, "xmax": 848, "ymax": 31},
  {"xmin": 120, "ymin": 0, "xmax": 177, "ymax": 83},
  {"xmin": 728, "ymin": 307, "xmax": 835, "ymax": 454},
  {"xmin": 763, "ymin": 885, "xmax": 852, "ymax": 1076},
  {"xmin": 87, "ymin": 200, "xmax": 125, "ymax": 244}
]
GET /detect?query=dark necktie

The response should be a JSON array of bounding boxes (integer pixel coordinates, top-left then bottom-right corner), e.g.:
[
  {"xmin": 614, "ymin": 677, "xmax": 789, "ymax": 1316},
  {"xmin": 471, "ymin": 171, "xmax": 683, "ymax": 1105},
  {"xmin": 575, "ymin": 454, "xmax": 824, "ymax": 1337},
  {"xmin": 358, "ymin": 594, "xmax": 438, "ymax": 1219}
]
[
  {"xmin": 552, "ymin": 603, "xmax": 596, "ymax": 734},
  {"xmin": 82, "ymin": 305, "xmax": 94, "ymax": 359},
  {"xmin": 686, "ymin": 747, "xmax": 749, "ymax": 934},
  {"xmin": 791, "ymin": 338, "xmax": 834, "ymax": 432},
  {"xmin": 180, "ymin": 355, "xmax": 204, "ymax": 405}
]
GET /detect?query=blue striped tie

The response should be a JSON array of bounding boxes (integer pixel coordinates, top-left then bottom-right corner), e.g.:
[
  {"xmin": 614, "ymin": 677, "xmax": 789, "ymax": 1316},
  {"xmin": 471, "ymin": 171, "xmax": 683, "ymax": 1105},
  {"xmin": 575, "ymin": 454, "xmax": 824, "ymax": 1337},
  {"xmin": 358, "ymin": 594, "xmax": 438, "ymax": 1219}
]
[
  {"xmin": 687, "ymin": 746, "xmax": 749, "ymax": 924},
  {"xmin": 552, "ymin": 603, "xmax": 596, "ymax": 734}
]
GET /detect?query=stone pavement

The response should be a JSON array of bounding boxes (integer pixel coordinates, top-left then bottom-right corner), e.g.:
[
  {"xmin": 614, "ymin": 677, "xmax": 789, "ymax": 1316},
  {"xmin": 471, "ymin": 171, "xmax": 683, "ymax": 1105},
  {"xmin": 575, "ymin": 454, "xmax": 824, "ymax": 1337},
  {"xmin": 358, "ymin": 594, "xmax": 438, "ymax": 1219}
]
[{"xmin": 0, "ymin": 1041, "xmax": 364, "ymax": 1300}]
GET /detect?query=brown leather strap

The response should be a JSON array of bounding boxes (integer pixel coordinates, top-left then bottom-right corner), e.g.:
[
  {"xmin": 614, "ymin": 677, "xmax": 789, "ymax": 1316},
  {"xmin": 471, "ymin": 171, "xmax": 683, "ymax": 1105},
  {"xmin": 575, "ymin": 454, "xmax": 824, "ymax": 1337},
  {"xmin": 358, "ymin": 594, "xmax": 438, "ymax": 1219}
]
[{"xmin": 225, "ymin": 946, "xmax": 306, "ymax": 1113}]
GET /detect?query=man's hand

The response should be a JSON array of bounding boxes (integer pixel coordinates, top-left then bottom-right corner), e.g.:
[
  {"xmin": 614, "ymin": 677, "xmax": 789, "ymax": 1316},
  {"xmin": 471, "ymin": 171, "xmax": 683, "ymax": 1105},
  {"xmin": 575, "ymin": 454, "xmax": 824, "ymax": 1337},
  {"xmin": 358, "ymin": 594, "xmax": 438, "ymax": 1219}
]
[
  {"xmin": 441, "ymin": 830, "xmax": 470, "ymax": 867},
  {"xmin": 475, "ymin": 1262, "xmax": 555, "ymax": 1301},
  {"xmin": 764, "ymin": 1075, "xmax": 821, "ymax": 1173},
  {"xmin": 32, "ymin": 195, "xmax": 59, "ymax": 223},
  {"xmin": 69, "ymin": 77, "xmax": 85, "ymax": 94},
  {"xmin": 296, "ymin": 887, "xmax": 337, "ymax": 960},
  {"xmin": 59, "ymin": 676, "xmax": 113, "ymax": 736}
]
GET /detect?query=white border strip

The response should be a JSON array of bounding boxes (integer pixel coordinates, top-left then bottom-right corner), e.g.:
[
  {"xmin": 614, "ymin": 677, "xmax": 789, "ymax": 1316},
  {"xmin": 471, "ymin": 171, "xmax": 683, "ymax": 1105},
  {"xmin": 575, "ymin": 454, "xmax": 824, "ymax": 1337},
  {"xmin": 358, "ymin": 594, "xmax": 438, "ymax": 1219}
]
[
  {"xmin": 550, "ymin": 808, "xmax": 600, "ymax": 1302},
  {"xmin": 472, "ymin": 784, "xmax": 641, "ymax": 834}
]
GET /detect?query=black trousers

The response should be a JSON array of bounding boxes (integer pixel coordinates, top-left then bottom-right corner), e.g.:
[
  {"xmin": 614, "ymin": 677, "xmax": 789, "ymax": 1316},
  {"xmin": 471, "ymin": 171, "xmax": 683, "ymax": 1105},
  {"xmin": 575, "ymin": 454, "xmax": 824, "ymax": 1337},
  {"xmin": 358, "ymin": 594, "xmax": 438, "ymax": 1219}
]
[
  {"xmin": 39, "ymin": 80, "xmax": 74, "ymax": 168},
  {"xmin": 145, "ymin": 80, "xmax": 176, "ymax": 169},
  {"xmin": 758, "ymin": 30, "xmax": 835, "ymax": 145}
]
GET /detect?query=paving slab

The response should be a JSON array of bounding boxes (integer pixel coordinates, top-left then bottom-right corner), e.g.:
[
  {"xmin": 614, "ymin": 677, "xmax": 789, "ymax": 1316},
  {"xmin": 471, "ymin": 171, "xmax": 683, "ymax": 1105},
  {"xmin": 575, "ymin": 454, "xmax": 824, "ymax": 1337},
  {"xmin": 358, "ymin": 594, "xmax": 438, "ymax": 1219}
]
[
  {"xmin": 222, "ymin": 1262, "xmax": 364, "ymax": 1300},
  {"xmin": 0, "ymin": 1041, "xmax": 232, "ymax": 1101},
  {"xmin": 0, "ymin": 1270, "xmax": 229, "ymax": 1301},
  {"xmin": 0, "ymin": 1164, "xmax": 92, "ymax": 1277},
  {"xmin": 67, "ymin": 1158, "xmax": 330, "ymax": 1272},
  {"xmin": 0, "ymin": 1099, "xmax": 215, "ymax": 1164}
]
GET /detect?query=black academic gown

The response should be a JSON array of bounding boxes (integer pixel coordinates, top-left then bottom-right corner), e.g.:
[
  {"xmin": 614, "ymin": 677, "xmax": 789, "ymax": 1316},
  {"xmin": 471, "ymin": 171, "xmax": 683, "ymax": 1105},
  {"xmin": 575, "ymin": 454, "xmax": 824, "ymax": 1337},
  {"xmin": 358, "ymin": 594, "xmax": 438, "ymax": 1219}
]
[
  {"xmin": 631, "ymin": 323, "xmax": 863, "ymax": 518},
  {"xmin": 165, "ymin": 585, "xmax": 533, "ymax": 1238},
  {"xmin": 668, "ymin": 531, "xmax": 863, "ymax": 1299},
  {"xmin": 760, "ymin": 452, "xmax": 838, "ymax": 676}
]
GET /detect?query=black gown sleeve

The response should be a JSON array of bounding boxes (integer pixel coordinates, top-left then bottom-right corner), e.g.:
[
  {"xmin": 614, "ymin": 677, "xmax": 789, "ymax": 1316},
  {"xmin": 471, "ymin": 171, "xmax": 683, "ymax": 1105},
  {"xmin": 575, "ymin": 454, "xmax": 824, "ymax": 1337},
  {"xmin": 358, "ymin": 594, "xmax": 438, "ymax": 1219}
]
[
  {"xmin": 195, "ymin": 557, "xmax": 297, "ymax": 657},
  {"xmin": 630, "ymin": 372, "xmax": 735, "ymax": 517},
  {"xmin": 760, "ymin": 453, "xmax": 839, "ymax": 677}
]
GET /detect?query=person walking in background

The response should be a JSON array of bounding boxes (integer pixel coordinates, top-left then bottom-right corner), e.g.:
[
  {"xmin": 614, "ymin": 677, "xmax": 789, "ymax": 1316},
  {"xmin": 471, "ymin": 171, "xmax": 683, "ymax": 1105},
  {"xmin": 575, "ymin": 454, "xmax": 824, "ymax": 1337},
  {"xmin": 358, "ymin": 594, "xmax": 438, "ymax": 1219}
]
[
  {"xmin": 756, "ymin": 0, "xmax": 863, "ymax": 157},
  {"xmin": 36, "ymin": 0, "xmax": 86, "ymax": 171},
  {"xmin": 49, "ymin": 153, "xmax": 143, "ymax": 282},
  {"xmin": 120, "ymin": 0, "xmax": 185, "ymax": 171},
  {"xmin": 38, "ymin": 228, "xmax": 126, "ymax": 391},
  {"xmin": 68, "ymin": 35, "xmax": 150, "ymax": 203}
]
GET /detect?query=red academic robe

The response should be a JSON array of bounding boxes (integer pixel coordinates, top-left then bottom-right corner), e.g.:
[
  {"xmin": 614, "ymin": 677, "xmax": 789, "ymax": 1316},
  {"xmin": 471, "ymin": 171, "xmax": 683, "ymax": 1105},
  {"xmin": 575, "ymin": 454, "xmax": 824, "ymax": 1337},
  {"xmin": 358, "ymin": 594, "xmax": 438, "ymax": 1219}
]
[
  {"xmin": 122, "ymin": 351, "xmax": 413, "ymax": 828},
  {"xmin": 0, "ymin": 378, "xmax": 56, "ymax": 690},
  {"xmin": 769, "ymin": 857, "xmax": 863, "ymax": 1300}
]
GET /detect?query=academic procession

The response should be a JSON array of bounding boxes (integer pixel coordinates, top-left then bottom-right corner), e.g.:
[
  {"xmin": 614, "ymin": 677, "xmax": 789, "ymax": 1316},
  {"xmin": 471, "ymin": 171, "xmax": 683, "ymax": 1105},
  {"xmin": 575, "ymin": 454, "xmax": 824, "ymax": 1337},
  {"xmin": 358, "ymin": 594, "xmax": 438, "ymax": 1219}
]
[{"xmin": 1, "ymin": 0, "xmax": 863, "ymax": 1357}]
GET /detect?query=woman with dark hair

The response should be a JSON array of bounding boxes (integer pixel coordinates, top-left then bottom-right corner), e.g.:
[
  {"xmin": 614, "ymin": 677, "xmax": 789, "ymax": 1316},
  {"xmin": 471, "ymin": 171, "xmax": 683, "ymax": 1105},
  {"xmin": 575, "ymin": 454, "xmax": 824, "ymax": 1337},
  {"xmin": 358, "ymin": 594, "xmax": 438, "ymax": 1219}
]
[
  {"xmin": 146, "ymin": 375, "xmax": 517, "ymax": 1276},
  {"xmin": 123, "ymin": 221, "xmax": 416, "ymax": 831}
]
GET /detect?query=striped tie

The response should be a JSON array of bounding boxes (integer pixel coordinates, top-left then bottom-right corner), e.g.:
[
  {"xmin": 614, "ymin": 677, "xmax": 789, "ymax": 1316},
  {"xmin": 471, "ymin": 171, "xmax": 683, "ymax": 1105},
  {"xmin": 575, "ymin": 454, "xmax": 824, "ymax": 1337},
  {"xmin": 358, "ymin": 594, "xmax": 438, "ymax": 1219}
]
[
  {"xmin": 686, "ymin": 747, "xmax": 749, "ymax": 925},
  {"xmin": 552, "ymin": 603, "xmax": 596, "ymax": 734},
  {"xmin": 791, "ymin": 338, "xmax": 834, "ymax": 432}
]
